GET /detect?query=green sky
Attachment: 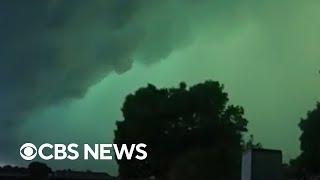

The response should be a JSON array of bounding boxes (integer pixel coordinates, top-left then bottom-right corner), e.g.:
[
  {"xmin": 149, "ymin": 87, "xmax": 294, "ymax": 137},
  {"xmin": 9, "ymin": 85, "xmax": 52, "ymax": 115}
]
[
  {"xmin": 2, "ymin": 0, "xmax": 320, "ymax": 176},
  {"xmin": 19, "ymin": 49, "xmax": 320, "ymax": 175}
]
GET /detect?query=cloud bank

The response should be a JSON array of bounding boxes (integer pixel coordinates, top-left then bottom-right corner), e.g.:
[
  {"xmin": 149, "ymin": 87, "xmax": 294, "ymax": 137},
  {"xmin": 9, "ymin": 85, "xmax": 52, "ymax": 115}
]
[
  {"xmin": 0, "ymin": 0, "xmax": 194, "ymax": 124},
  {"xmin": 1, "ymin": 0, "xmax": 320, "ymax": 171}
]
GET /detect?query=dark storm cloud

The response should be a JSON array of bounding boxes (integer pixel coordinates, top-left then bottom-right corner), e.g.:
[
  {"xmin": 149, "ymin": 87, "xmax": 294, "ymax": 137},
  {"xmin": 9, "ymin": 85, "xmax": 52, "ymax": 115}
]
[
  {"xmin": 2, "ymin": 0, "xmax": 319, "ymax": 170},
  {"xmin": 1, "ymin": 0, "xmax": 290, "ymax": 125},
  {"xmin": 0, "ymin": 0, "xmax": 193, "ymax": 124}
]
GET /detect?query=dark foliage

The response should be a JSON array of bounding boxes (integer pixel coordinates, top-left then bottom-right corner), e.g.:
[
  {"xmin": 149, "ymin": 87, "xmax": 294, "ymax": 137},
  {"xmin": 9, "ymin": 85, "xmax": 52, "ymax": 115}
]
[
  {"xmin": 244, "ymin": 134, "xmax": 263, "ymax": 151},
  {"xmin": 114, "ymin": 81, "xmax": 248, "ymax": 179},
  {"xmin": 28, "ymin": 162, "xmax": 52, "ymax": 180},
  {"xmin": 296, "ymin": 102, "xmax": 320, "ymax": 174},
  {"xmin": 0, "ymin": 162, "xmax": 113, "ymax": 180}
]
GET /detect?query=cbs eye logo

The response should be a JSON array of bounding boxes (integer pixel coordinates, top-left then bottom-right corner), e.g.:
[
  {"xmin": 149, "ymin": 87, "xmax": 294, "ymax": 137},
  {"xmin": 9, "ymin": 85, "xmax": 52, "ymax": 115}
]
[{"xmin": 20, "ymin": 143, "xmax": 37, "ymax": 161}]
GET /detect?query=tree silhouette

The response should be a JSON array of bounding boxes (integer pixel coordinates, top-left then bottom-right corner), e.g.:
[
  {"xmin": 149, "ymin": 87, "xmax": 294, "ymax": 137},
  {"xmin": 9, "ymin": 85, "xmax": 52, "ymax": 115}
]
[
  {"xmin": 28, "ymin": 162, "xmax": 51, "ymax": 180},
  {"xmin": 297, "ymin": 102, "xmax": 320, "ymax": 174},
  {"xmin": 114, "ymin": 81, "xmax": 248, "ymax": 179},
  {"xmin": 244, "ymin": 134, "xmax": 263, "ymax": 150}
]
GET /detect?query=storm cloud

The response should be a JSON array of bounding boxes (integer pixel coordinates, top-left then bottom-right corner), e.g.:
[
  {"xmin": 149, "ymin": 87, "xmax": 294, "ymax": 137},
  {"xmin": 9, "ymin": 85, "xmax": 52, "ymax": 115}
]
[
  {"xmin": 1, "ymin": 0, "xmax": 320, "ymax": 173},
  {"xmin": 0, "ymin": 0, "xmax": 194, "ymax": 124},
  {"xmin": 2, "ymin": 0, "xmax": 317, "ymax": 125}
]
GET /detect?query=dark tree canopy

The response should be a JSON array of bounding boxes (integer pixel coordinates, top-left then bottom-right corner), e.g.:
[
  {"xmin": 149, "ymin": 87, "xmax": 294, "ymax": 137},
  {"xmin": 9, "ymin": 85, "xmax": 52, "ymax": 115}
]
[
  {"xmin": 297, "ymin": 102, "xmax": 320, "ymax": 174},
  {"xmin": 114, "ymin": 81, "xmax": 248, "ymax": 179},
  {"xmin": 28, "ymin": 162, "xmax": 52, "ymax": 180}
]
